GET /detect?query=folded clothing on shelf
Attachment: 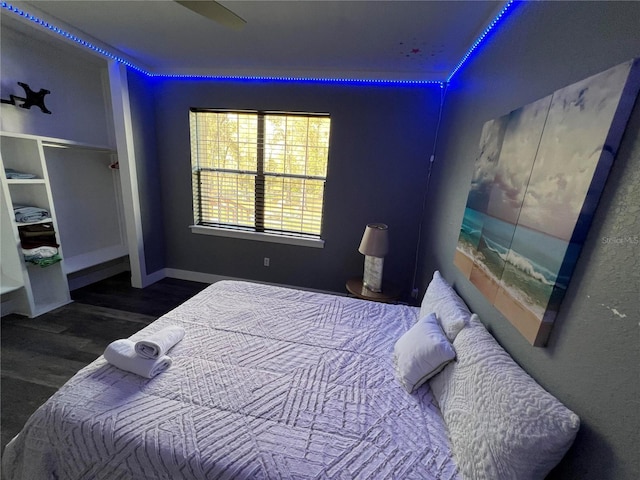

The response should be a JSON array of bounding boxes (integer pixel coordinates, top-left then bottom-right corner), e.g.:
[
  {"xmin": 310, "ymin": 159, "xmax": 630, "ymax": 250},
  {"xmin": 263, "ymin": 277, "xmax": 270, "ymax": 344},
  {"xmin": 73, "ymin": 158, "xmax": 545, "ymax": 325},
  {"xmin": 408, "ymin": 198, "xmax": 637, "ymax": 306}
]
[
  {"xmin": 19, "ymin": 223, "xmax": 59, "ymax": 249},
  {"xmin": 22, "ymin": 245, "xmax": 59, "ymax": 259},
  {"xmin": 18, "ymin": 222, "xmax": 61, "ymax": 267},
  {"xmin": 13, "ymin": 204, "xmax": 50, "ymax": 223},
  {"xmin": 24, "ymin": 254, "xmax": 61, "ymax": 267},
  {"xmin": 5, "ymin": 168, "xmax": 37, "ymax": 180},
  {"xmin": 20, "ymin": 237, "xmax": 59, "ymax": 249},
  {"xmin": 18, "ymin": 222, "xmax": 56, "ymax": 237}
]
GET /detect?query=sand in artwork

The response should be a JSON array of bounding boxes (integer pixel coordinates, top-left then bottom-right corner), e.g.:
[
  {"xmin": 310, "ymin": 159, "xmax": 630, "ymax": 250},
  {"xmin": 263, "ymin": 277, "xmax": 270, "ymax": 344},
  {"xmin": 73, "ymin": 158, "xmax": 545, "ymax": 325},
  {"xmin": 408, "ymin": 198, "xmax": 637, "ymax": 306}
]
[{"xmin": 455, "ymin": 246, "xmax": 548, "ymax": 345}]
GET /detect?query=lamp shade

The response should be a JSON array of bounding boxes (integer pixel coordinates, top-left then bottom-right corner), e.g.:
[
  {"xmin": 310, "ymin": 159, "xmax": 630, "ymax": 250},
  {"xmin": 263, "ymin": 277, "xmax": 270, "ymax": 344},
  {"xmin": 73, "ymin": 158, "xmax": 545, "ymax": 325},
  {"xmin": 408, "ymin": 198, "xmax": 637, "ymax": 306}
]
[{"xmin": 358, "ymin": 223, "xmax": 389, "ymax": 257}]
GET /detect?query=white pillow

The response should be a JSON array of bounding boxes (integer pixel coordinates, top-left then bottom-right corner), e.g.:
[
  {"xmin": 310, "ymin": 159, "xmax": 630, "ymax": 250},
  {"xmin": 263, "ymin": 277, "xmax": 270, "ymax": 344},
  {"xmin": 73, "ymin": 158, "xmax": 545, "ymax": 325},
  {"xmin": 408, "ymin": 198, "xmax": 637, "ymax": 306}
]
[
  {"xmin": 420, "ymin": 270, "xmax": 471, "ymax": 342},
  {"xmin": 393, "ymin": 312, "xmax": 456, "ymax": 393},
  {"xmin": 429, "ymin": 314, "xmax": 580, "ymax": 480}
]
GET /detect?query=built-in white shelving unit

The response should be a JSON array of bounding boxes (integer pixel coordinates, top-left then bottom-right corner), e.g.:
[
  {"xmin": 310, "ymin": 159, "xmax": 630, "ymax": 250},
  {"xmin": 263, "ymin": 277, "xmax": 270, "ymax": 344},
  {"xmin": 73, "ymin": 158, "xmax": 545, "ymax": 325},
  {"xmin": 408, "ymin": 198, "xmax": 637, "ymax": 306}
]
[
  {"xmin": 1, "ymin": 132, "xmax": 70, "ymax": 316},
  {"xmin": 1, "ymin": 131, "xmax": 126, "ymax": 317}
]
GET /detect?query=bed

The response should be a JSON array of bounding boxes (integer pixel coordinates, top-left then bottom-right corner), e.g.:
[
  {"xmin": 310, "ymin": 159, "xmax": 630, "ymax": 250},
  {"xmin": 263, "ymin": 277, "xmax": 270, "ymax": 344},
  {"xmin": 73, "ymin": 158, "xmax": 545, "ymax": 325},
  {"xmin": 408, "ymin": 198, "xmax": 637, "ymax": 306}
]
[{"xmin": 2, "ymin": 274, "xmax": 580, "ymax": 480}]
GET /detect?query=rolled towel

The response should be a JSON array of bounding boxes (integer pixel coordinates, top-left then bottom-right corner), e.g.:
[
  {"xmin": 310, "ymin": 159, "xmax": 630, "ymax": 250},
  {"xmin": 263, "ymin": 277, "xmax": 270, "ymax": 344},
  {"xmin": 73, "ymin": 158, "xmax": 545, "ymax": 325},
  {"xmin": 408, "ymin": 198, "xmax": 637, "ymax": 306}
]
[
  {"xmin": 134, "ymin": 325, "xmax": 186, "ymax": 360},
  {"xmin": 104, "ymin": 339, "xmax": 172, "ymax": 378}
]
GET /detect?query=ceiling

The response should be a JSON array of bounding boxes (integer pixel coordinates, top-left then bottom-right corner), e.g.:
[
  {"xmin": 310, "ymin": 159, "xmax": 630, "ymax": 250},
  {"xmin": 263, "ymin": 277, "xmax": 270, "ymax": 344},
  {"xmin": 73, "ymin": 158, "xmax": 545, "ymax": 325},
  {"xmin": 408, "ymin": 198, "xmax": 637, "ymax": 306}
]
[{"xmin": 5, "ymin": 0, "xmax": 508, "ymax": 82}]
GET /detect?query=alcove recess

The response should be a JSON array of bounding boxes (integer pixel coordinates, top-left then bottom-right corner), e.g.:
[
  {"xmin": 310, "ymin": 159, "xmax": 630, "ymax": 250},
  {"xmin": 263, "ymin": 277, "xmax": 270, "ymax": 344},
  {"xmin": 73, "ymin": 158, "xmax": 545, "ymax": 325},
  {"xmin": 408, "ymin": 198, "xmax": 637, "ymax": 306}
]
[{"xmin": 1, "ymin": 131, "xmax": 127, "ymax": 317}]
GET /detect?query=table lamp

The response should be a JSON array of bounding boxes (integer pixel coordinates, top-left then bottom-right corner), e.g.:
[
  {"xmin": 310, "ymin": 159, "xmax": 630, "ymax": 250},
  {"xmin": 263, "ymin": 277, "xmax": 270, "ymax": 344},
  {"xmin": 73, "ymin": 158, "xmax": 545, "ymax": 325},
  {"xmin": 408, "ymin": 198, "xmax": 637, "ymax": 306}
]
[{"xmin": 358, "ymin": 223, "xmax": 389, "ymax": 293}]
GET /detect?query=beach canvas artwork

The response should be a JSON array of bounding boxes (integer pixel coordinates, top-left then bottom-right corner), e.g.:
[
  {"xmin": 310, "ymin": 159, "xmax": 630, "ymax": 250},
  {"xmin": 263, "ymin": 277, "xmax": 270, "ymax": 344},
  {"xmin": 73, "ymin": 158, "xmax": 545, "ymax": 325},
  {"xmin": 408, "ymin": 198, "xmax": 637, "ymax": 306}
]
[{"xmin": 455, "ymin": 58, "xmax": 640, "ymax": 346}]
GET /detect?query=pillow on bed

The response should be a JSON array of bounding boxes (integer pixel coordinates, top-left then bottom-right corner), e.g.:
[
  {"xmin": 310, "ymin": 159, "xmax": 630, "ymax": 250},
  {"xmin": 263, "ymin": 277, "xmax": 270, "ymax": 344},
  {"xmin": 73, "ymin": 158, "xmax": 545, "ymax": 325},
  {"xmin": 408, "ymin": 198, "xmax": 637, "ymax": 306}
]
[
  {"xmin": 420, "ymin": 270, "xmax": 471, "ymax": 342},
  {"xmin": 429, "ymin": 314, "xmax": 580, "ymax": 480},
  {"xmin": 393, "ymin": 312, "xmax": 456, "ymax": 393}
]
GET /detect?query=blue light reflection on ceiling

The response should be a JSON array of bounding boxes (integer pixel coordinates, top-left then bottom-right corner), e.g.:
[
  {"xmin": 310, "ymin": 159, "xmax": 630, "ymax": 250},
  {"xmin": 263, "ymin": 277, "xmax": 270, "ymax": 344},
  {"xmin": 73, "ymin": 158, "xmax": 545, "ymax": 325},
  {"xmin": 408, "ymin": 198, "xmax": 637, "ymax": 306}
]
[
  {"xmin": 1, "ymin": 0, "xmax": 517, "ymax": 86},
  {"xmin": 446, "ymin": 0, "xmax": 517, "ymax": 83}
]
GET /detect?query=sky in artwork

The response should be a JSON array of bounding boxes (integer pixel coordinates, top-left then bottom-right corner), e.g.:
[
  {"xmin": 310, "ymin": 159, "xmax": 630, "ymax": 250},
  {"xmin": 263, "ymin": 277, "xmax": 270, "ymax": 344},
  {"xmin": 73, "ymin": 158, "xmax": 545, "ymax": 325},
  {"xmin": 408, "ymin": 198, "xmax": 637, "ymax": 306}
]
[
  {"xmin": 517, "ymin": 60, "xmax": 633, "ymax": 240},
  {"xmin": 485, "ymin": 95, "xmax": 552, "ymax": 224},
  {"xmin": 466, "ymin": 116, "xmax": 508, "ymax": 212}
]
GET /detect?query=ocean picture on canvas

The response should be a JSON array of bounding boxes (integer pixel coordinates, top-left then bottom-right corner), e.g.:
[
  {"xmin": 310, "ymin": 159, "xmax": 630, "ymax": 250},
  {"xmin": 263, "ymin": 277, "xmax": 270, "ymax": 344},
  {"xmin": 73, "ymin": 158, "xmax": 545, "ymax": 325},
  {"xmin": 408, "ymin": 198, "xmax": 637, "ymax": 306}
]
[
  {"xmin": 457, "ymin": 207, "xmax": 575, "ymax": 321},
  {"xmin": 455, "ymin": 57, "xmax": 640, "ymax": 346},
  {"xmin": 496, "ymin": 224, "xmax": 580, "ymax": 319}
]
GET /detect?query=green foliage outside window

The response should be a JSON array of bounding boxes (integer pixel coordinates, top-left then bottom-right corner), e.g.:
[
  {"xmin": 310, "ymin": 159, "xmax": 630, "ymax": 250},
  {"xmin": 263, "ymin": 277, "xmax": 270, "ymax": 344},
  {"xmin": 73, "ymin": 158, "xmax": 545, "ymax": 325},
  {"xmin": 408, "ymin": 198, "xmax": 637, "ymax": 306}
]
[{"xmin": 190, "ymin": 110, "xmax": 330, "ymax": 237}]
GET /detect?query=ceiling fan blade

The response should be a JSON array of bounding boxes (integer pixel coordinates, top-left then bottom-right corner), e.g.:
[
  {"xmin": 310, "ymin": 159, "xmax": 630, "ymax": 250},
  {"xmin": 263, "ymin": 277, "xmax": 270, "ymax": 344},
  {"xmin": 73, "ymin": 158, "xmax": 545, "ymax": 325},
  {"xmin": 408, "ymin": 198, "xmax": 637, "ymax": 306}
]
[{"xmin": 176, "ymin": 1, "xmax": 246, "ymax": 30}]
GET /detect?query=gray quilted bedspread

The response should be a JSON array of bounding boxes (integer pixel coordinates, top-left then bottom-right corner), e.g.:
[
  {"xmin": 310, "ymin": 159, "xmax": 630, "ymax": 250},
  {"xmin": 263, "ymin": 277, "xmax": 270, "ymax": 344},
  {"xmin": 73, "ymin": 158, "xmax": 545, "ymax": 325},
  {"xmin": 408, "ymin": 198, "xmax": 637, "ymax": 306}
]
[{"xmin": 2, "ymin": 281, "xmax": 460, "ymax": 479}]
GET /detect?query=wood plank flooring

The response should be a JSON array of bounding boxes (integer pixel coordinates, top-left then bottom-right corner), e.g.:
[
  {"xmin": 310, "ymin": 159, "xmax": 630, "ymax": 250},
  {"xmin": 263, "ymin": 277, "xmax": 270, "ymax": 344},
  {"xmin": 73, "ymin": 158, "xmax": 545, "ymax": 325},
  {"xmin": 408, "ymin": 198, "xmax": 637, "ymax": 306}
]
[{"xmin": 0, "ymin": 272, "xmax": 208, "ymax": 454}]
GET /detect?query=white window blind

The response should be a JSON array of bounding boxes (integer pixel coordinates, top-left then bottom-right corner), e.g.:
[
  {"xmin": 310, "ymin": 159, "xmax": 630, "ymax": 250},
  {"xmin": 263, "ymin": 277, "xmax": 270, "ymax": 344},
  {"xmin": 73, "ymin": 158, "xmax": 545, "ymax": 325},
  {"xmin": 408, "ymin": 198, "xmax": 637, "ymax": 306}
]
[{"xmin": 190, "ymin": 109, "xmax": 331, "ymax": 238}]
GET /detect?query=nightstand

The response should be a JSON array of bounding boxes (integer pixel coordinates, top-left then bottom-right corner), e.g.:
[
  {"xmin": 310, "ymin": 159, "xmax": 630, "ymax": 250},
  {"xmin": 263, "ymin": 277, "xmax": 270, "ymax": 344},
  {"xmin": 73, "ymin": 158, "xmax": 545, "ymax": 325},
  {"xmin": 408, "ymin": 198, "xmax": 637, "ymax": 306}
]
[{"xmin": 346, "ymin": 277, "xmax": 400, "ymax": 303}]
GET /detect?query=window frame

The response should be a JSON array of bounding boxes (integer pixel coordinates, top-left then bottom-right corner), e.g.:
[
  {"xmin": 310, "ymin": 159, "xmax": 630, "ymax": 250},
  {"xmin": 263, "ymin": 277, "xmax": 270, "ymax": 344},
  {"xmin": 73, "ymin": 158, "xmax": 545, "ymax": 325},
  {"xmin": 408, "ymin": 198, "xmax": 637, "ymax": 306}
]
[{"xmin": 189, "ymin": 108, "xmax": 330, "ymax": 248}]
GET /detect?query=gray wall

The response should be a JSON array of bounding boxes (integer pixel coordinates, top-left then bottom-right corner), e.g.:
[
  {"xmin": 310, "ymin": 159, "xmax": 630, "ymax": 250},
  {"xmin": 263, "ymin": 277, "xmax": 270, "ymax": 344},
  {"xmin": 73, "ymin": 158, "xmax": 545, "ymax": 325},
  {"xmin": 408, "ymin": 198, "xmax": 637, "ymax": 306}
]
[
  {"xmin": 416, "ymin": 2, "xmax": 640, "ymax": 479},
  {"xmin": 151, "ymin": 79, "xmax": 441, "ymax": 296},
  {"xmin": 127, "ymin": 70, "xmax": 166, "ymax": 275}
]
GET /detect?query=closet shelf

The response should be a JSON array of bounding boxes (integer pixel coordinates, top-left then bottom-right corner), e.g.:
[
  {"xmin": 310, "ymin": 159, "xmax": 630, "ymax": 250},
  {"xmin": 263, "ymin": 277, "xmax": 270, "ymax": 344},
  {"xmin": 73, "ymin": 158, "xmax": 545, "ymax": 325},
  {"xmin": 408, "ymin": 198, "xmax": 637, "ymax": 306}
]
[
  {"xmin": 7, "ymin": 179, "xmax": 45, "ymax": 185},
  {"xmin": 63, "ymin": 245, "xmax": 128, "ymax": 274},
  {"xmin": 0, "ymin": 131, "xmax": 114, "ymax": 153},
  {"xmin": 1, "ymin": 131, "xmax": 72, "ymax": 317},
  {"xmin": 2, "ymin": 130, "xmax": 123, "ymax": 318},
  {"xmin": 14, "ymin": 218, "xmax": 54, "ymax": 226}
]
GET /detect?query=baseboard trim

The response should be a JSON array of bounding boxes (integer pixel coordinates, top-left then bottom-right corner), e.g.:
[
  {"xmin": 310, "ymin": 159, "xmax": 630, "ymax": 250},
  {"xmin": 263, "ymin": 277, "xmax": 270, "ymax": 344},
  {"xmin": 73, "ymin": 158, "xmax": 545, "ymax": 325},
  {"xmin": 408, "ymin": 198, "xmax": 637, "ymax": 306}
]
[
  {"xmin": 1, "ymin": 297, "xmax": 18, "ymax": 317},
  {"xmin": 141, "ymin": 268, "xmax": 168, "ymax": 287}
]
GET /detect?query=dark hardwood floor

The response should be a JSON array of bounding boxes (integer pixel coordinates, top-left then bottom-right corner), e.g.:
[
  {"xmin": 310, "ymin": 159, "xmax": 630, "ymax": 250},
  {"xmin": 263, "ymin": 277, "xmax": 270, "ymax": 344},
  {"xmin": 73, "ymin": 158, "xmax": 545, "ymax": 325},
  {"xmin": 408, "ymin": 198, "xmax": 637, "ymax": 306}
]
[{"xmin": 0, "ymin": 272, "xmax": 208, "ymax": 455}]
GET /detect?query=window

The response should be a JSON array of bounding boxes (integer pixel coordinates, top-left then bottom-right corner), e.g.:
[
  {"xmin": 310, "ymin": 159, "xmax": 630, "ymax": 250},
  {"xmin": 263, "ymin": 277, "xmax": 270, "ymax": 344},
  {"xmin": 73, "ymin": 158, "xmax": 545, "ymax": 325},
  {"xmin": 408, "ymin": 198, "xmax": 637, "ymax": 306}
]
[{"xmin": 189, "ymin": 109, "xmax": 331, "ymax": 244}]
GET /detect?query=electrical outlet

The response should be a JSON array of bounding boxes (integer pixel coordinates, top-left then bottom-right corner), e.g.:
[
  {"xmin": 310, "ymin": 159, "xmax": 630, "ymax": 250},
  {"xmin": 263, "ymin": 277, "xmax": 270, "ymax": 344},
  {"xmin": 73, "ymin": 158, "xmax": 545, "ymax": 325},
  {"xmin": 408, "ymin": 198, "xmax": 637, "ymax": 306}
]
[{"xmin": 263, "ymin": 257, "xmax": 270, "ymax": 267}]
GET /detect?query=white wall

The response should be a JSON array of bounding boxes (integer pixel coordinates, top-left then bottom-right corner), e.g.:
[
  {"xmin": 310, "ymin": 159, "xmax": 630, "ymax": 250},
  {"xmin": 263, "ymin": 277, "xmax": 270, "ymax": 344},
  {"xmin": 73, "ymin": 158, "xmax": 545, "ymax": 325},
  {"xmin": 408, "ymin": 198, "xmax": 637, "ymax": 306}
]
[{"xmin": 0, "ymin": 15, "xmax": 113, "ymax": 147}]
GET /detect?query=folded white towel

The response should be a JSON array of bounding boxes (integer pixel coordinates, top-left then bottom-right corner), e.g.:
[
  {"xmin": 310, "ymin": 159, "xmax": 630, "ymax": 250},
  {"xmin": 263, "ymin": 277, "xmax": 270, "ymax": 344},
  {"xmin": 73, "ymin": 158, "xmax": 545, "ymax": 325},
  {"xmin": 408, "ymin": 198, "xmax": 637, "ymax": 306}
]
[
  {"xmin": 134, "ymin": 325, "xmax": 186, "ymax": 360},
  {"xmin": 104, "ymin": 339, "xmax": 172, "ymax": 379}
]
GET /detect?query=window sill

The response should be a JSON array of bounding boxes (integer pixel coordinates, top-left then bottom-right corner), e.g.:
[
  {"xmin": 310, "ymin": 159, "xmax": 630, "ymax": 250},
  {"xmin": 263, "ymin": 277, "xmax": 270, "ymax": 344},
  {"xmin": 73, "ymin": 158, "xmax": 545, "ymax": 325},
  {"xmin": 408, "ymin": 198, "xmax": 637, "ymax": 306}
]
[{"xmin": 189, "ymin": 225, "xmax": 325, "ymax": 248}]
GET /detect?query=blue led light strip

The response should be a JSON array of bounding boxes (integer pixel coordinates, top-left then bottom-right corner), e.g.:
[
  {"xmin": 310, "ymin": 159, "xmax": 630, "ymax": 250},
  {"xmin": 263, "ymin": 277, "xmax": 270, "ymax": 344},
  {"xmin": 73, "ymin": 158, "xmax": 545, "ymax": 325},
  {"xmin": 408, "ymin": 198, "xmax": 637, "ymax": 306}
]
[
  {"xmin": 149, "ymin": 72, "xmax": 442, "ymax": 85},
  {"xmin": 446, "ymin": 0, "xmax": 517, "ymax": 83},
  {"xmin": 0, "ymin": 2, "xmax": 441, "ymax": 85},
  {"xmin": 0, "ymin": 2, "xmax": 443, "ymax": 87},
  {"xmin": 2, "ymin": 1, "xmax": 516, "ymax": 86},
  {"xmin": 1, "ymin": 2, "xmax": 149, "ymax": 75}
]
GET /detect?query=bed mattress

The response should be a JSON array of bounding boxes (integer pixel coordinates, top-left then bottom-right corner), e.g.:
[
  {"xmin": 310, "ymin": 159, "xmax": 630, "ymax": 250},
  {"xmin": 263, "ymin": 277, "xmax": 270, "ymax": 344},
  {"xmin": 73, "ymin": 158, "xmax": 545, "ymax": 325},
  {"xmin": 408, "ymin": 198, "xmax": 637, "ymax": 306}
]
[{"xmin": 2, "ymin": 280, "xmax": 460, "ymax": 479}]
